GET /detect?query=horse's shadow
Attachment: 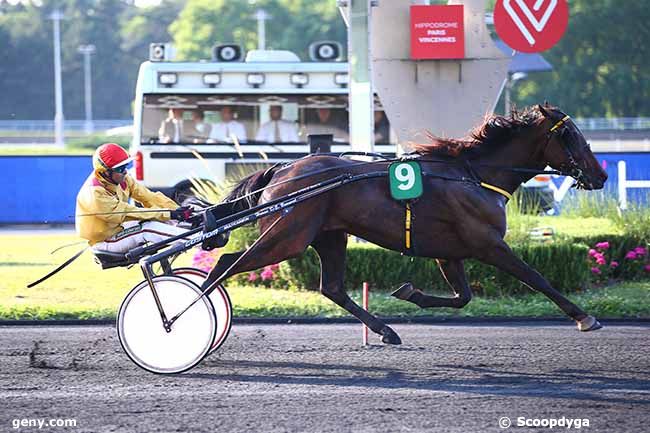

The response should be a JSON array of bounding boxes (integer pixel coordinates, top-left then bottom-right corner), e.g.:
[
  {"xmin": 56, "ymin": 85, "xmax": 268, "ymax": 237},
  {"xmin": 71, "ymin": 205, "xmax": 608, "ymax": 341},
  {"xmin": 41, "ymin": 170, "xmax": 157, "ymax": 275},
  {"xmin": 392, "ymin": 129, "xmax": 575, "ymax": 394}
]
[{"xmin": 182, "ymin": 359, "xmax": 650, "ymax": 406}]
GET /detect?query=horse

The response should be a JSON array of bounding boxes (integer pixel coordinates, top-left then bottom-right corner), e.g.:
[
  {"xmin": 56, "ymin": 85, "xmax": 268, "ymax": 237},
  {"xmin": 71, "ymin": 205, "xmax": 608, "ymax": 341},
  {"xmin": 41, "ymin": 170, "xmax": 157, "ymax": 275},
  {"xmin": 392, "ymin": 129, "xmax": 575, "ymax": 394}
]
[{"xmin": 199, "ymin": 104, "xmax": 608, "ymax": 344}]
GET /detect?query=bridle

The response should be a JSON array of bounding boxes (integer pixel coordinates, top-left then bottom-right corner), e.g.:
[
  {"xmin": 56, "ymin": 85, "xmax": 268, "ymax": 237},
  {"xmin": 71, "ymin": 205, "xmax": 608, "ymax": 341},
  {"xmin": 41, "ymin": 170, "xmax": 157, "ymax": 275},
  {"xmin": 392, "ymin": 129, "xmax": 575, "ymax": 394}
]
[{"xmin": 544, "ymin": 114, "xmax": 591, "ymax": 188}]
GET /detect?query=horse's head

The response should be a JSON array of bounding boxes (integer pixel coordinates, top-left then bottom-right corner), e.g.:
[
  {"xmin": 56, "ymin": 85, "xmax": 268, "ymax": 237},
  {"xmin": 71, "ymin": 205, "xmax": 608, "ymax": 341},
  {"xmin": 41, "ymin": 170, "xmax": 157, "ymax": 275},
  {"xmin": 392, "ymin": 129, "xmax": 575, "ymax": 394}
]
[{"xmin": 537, "ymin": 104, "xmax": 607, "ymax": 190}]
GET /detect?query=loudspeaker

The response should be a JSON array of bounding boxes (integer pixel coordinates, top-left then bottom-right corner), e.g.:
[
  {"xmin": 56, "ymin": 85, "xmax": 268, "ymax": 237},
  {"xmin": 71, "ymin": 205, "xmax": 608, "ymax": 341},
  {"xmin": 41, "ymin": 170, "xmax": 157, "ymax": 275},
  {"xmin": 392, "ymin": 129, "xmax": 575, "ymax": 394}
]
[
  {"xmin": 149, "ymin": 43, "xmax": 175, "ymax": 62},
  {"xmin": 212, "ymin": 44, "xmax": 243, "ymax": 62},
  {"xmin": 309, "ymin": 41, "xmax": 342, "ymax": 61}
]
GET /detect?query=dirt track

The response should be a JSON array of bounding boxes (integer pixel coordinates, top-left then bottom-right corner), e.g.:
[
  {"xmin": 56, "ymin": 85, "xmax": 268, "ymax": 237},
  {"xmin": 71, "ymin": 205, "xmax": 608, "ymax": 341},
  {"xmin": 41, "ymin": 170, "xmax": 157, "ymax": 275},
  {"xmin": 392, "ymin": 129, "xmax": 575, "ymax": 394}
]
[{"xmin": 1, "ymin": 322, "xmax": 648, "ymax": 432}]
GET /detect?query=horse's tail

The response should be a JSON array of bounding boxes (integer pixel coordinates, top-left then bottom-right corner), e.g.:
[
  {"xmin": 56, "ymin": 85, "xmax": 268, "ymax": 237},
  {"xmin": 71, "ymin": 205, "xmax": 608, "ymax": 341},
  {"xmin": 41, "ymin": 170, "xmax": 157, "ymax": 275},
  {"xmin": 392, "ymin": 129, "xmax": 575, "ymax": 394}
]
[{"xmin": 222, "ymin": 164, "xmax": 282, "ymax": 212}]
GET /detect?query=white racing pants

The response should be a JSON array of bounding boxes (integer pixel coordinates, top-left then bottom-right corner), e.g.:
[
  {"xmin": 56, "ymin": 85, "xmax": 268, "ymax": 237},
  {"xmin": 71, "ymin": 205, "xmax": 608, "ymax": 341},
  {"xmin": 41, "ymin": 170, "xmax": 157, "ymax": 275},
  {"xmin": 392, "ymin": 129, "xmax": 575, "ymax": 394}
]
[{"xmin": 92, "ymin": 221, "xmax": 192, "ymax": 254}]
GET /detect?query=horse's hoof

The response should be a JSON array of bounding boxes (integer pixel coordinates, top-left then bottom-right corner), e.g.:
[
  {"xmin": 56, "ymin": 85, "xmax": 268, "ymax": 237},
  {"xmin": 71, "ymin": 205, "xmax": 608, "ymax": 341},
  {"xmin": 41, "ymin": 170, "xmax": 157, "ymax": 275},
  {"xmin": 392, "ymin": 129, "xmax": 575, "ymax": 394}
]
[
  {"xmin": 380, "ymin": 326, "xmax": 402, "ymax": 345},
  {"xmin": 577, "ymin": 315, "xmax": 603, "ymax": 332},
  {"xmin": 391, "ymin": 282, "xmax": 416, "ymax": 301}
]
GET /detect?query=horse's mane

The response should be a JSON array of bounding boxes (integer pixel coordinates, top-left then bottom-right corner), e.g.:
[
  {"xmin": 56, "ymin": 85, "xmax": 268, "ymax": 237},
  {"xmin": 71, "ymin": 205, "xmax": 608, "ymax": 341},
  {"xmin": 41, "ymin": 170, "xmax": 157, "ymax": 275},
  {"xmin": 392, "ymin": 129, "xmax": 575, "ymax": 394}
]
[{"xmin": 412, "ymin": 106, "xmax": 546, "ymax": 158}]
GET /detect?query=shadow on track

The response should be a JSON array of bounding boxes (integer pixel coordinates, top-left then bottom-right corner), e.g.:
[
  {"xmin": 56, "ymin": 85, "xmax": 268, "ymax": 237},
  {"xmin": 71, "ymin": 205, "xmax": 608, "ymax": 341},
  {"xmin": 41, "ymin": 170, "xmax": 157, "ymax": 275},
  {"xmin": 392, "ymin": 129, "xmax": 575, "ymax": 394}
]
[{"xmin": 181, "ymin": 360, "xmax": 650, "ymax": 406}]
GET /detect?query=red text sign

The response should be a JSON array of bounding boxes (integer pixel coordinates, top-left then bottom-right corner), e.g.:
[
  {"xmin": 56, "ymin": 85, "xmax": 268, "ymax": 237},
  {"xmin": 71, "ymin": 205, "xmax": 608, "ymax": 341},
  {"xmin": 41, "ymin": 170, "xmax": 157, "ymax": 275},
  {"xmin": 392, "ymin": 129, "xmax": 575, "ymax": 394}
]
[
  {"xmin": 495, "ymin": 0, "xmax": 569, "ymax": 53},
  {"xmin": 410, "ymin": 5, "xmax": 465, "ymax": 60}
]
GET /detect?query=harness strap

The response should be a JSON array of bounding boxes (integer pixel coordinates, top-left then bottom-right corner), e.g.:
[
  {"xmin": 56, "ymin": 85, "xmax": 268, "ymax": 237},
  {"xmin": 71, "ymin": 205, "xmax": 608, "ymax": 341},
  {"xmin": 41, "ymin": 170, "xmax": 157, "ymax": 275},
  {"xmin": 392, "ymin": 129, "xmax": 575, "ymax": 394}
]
[
  {"xmin": 549, "ymin": 115, "xmax": 571, "ymax": 132},
  {"xmin": 480, "ymin": 182, "xmax": 513, "ymax": 200},
  {"xmin": 405, "ymin": 202, "xmax": 412, "ymax": 250}
]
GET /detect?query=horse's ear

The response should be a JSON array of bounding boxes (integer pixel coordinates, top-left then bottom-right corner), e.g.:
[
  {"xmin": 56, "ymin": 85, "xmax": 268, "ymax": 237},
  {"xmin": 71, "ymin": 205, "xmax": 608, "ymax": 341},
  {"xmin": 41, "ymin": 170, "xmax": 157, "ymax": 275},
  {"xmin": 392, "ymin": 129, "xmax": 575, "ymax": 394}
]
[{"xmin": 538, "ymin": 104, "xmax": 550, "ymax": 118}]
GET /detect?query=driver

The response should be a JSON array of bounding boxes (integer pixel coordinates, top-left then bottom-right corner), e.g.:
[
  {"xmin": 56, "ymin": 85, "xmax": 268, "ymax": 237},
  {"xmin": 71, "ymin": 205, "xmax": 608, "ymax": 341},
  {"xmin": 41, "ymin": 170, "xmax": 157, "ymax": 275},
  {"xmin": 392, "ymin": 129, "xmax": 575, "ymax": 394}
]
[{"xmin": 75, "ymin": 143, "xmax": 193, "ymax": 254}]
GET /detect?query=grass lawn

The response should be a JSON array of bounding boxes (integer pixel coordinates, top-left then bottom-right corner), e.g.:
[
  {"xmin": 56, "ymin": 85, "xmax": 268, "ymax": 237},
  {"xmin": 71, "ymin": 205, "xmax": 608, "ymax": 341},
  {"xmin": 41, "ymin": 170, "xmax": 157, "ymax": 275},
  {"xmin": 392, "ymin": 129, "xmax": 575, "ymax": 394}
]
[
  {"xmin": 529, "ymin": 216, "xmax": 622, "ymax": 238},
  {"xmin": 1, "ymin": 231, "xmax": 648, "ymax": 320},
  {"xmin": 509, "ymin": 215, "xmax": 621, "ymax": 239}
]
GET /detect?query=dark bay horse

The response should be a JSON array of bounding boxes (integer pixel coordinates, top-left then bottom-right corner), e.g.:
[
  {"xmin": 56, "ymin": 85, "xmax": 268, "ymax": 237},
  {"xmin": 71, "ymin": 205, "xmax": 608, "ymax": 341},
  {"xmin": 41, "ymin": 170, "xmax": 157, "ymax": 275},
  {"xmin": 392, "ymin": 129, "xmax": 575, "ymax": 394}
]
[{"xmin": 200, "ymin": 104, "xmax": 608, "ymax": 344}]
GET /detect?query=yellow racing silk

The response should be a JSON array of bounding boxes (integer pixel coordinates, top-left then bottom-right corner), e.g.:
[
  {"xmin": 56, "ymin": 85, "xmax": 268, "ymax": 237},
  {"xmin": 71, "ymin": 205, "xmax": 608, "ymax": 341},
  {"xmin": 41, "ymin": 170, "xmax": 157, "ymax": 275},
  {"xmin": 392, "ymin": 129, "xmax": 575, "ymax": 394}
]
[{"xmin": 75, "ymin": 174, "xmax": 178, "ymax": 245}]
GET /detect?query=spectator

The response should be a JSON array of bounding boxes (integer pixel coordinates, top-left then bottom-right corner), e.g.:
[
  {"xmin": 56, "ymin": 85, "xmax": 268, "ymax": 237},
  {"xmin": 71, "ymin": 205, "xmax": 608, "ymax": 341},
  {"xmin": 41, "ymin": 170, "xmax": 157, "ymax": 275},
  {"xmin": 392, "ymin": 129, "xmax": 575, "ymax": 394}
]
[
  {"xmin": 305, "ymin": 108, "xmax": 348, "ymax": 141},
  {"xmin": 208, "ymin": 106, "xmax": 247, "ymax": 143},
  {"xmin": 255, "ymin": 105, "xmax": 299, "ymax": 143},
  {"xmin": 374, "ymin": 110, "xmax": 390, "ymax": 143},
  {"xmin": 189, "ymin": 110, "xmax": 212, "ymax": 141},
  {"xmin": 158, "ymin": 108, "xmax": 191, "ymax": 143}
]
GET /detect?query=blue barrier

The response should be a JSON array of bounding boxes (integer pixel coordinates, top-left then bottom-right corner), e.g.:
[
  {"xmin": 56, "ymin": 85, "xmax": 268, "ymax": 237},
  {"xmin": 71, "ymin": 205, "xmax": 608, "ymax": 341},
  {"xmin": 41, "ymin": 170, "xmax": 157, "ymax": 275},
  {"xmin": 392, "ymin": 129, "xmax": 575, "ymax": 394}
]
[
  {"xmin": 597, "ymin": 153, "xmax": 650, "ymax": 205},
  {"xmin": 0, "ymin": 153, "xmax": 649, "ymax": 224},
  {"xmin": 2, "ymin": 155, "xmax": 91, "ymax": 224}
]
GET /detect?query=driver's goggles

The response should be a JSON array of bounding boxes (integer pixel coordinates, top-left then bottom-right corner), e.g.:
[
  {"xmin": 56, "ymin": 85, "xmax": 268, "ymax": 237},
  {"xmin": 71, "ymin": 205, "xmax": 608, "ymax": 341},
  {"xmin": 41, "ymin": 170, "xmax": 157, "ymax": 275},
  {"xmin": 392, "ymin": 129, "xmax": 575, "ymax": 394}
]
[{"xmin": 111, "ymin": 161, "xmax": 133, "ymax": 174}]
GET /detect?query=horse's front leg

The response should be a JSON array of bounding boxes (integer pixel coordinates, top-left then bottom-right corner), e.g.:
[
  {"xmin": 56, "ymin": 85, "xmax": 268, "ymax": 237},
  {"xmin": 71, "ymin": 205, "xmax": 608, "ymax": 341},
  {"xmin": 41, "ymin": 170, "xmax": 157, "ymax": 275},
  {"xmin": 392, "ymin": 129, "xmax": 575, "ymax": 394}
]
[
  {"xmin": 392, "ymin": 259, "xmax": 472, "ymax": 309},
  {"xmin": 477, "ymin": 241, "xmax": 602, "ymax": 332}
]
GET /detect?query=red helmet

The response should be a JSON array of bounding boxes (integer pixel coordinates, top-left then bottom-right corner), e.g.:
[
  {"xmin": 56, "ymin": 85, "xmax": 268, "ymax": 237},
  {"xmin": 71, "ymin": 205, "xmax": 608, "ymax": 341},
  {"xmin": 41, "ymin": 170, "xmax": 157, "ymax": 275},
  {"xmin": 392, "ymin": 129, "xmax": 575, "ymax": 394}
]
[{"xmin": 93, "ymin": 143, "xmax": 133, "ymax": 173}]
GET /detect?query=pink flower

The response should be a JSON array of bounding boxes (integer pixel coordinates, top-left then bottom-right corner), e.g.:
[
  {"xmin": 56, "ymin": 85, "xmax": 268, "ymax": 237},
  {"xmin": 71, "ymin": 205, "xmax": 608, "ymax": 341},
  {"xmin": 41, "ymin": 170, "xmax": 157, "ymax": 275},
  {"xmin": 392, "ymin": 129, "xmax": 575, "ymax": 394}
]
[
  {"xmin": 248, "ymin": 272, "xmax": 258, "ymax": 282},
  {"xmin": 590, "ymin": 267, "xmax": 602, "ymax": 275},
  {"xmin": 270, "ymin": 263, "xmax": 280, "ymax": 271},
  {"xmin": 645, "ymin": 264, "xmax": 650, "ymax": 273},
  {"xmin": 196, "ymin": 263, "xmax": 212, "ymax": 272},
  {"xmin": 610, "ymin": 261, "xmax": 619, "ymax": 268},
  {"xmin": 625, "ymin": 251, "xmax": 638, "ymax": 260},
  {"xmin": 596, "ymin": 257, "xmax": 606, "ymax": 265},
  {"xmin": 593, "ymin": 252, "xmax": 605, "ymax": 261},
  {"xmin": 588, "ymin": 249, "xmax": 598, "ymax": 257},
  {"xmin": 260, "ymin": 268, "xmax": 275, "ymax": 281},
  {"xmin": 634, "ymin": 247, "xmax": 647, "ymax": 256},
  {"xmin": 192, "ymin": 250, "xmax": 216, "ymax": 272},
  {"xmin": 595, "ymin": 241, "xmax": 610, "ymax": 250}
]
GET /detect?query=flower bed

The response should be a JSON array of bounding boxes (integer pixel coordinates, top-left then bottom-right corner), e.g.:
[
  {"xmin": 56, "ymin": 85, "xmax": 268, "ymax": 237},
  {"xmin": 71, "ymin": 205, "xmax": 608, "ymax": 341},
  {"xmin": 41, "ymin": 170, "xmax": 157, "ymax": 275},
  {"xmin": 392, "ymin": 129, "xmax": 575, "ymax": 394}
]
[
  {"xmin": 192, "ymin": 225, "xmax": 649, "ymax": 296},
  {"xmin": 587, "ymin": 241, "xmax": 650, "ymax": 283}
]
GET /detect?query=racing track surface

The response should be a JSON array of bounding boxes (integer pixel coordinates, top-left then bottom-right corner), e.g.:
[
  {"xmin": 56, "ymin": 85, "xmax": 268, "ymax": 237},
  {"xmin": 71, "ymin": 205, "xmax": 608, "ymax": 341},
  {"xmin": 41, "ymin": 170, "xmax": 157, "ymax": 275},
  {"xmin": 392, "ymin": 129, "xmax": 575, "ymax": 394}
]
[{"xmin": 1, "ymin": 323, "xmax": 648, "ymax": 432}]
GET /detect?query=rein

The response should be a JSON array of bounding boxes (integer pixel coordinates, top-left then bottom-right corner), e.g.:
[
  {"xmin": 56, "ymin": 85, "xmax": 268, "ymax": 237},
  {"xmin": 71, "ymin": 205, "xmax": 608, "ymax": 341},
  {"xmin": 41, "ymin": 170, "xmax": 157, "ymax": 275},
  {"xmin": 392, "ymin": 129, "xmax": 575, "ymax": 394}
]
[{"xmin": 213, "ymin": 154, "xmax": 566, "ymax": 210}]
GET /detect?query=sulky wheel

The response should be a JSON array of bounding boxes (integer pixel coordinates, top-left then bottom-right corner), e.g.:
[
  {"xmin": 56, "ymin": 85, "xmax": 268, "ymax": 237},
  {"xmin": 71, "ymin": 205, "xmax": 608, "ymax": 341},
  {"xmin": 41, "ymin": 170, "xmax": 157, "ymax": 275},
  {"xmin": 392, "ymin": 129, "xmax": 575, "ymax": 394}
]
[
  {"xmin": 117, "ymin": 275, "xmax": 217, "ymax": 374},
  {"xmin": 172, "ymin": 267, "xmax": 233, "ymax": 354}
]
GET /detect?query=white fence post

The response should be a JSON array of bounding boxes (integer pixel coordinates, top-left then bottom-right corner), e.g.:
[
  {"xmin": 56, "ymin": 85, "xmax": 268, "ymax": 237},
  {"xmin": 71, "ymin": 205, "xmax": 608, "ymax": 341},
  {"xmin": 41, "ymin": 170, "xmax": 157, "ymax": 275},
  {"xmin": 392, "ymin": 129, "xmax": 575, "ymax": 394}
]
[
  {"xmin": 618, "ymin": 160, "xmax": 627, "ymax": 210},
  {"xmin": 617, "ymin": 160, "xmax": 650, "ymax": 210}
]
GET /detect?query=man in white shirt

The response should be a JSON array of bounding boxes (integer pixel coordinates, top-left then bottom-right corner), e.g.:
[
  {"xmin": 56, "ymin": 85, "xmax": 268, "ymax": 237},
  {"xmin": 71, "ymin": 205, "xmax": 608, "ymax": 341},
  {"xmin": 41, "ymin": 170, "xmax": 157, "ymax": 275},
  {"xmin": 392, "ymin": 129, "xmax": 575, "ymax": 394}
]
[
  {"xmin": 255, "ymin": 105, "xmax": 299, "ymax": 143},
  {"xmin": 208, "ymin": 106, "xmax": 247, "ymax": 143},
  {"xmin": 158, "ymin": 108, "xmax": 191, "ymax": 143},
  {"xmin": 305, "ymin": 108, "xmax": 349, "ymax": 142},
  {"xmin": 189, "ymin": 110, "xmax": 212, "ymax": 141}
]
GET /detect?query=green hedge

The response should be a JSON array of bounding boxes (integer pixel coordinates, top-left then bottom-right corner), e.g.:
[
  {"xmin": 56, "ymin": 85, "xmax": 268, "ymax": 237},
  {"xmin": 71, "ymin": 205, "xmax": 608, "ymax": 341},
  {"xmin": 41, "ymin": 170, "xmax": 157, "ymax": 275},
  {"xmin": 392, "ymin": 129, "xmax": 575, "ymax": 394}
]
[
  {"xmin": 224, "ymin": 222, "xmax": 650, "ymax": 296},
  {"xmin": 274, "ymin": 240, "xmax": 590, "ymax": 297}
]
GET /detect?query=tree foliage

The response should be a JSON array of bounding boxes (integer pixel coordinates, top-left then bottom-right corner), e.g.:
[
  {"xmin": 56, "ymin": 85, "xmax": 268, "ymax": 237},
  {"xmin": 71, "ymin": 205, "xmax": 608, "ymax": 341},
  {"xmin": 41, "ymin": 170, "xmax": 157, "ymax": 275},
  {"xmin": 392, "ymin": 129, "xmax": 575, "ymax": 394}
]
[
  {"xmin": 513, "ymin": 0, "xmax": 650, "ymax": 117},
  {"xmin": 0, "ymin": 0, "xmax": 647, "ymax": 119},
  {"xmin": 169, "ymin": 0, "xmax": 346, "ymax": 61}
]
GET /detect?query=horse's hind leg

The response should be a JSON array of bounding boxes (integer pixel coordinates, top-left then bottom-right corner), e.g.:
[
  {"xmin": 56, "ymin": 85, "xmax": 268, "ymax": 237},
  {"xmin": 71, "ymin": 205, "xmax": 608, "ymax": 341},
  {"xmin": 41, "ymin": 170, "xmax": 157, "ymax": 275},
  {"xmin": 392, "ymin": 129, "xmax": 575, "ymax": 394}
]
[
  {"xmin": 311, "ymin": 231, "xmax": 402, "ymax": 345},
  {"xmin": 392, "ymin": 259, "xmax": 472, "ymax": 308}
]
